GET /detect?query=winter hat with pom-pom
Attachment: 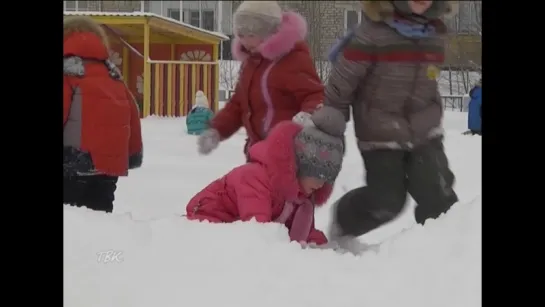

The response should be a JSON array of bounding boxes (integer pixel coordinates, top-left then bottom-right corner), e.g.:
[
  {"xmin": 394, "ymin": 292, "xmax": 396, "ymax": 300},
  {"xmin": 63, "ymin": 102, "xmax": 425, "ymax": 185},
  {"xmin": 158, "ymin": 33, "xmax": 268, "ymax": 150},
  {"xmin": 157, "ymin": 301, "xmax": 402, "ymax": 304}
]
[
  {"xmin": 233, "ymin": 1, "xmax": 283, "ymax": 38},
  {"xmin": 193, "ymin": 90, "xmax": 209, "ymax": 108},
  {"xmin": 294, "ymin": 106, "xmax": 346, "ymax": 184}
]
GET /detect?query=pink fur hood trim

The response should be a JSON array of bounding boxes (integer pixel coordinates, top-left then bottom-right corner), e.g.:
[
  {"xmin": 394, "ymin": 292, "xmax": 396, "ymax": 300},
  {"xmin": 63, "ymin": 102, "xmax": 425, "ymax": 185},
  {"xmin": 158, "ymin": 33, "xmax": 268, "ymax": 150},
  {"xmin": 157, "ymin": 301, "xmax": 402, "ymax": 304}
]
[{"xmin": 232, "ymin": 11, "xmax": 308, "ymax": 61}]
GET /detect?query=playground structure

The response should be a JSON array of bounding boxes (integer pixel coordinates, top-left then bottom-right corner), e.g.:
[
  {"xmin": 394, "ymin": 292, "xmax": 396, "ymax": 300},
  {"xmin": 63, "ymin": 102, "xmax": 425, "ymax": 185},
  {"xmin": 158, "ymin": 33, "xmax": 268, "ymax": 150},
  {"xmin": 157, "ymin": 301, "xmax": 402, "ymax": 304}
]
[{"xmin": 63, "ymin": 11, "xmax": 229, "ymax": 117}]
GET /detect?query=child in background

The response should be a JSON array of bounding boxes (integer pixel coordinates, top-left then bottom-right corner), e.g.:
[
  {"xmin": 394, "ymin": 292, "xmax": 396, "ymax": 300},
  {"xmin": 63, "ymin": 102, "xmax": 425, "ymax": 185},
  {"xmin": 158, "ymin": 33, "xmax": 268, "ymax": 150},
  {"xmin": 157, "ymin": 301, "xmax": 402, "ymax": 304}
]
[
  {"xmin": 186, "ymin": 108, "xmax": 346, "ymax": 247},
  {"xmin": 186, "ymin": 90, "xmax": 214, "ymax": 135},
  {"xmin": 467, "ymin": 79, "xmax": 482, "ymax": 135}
]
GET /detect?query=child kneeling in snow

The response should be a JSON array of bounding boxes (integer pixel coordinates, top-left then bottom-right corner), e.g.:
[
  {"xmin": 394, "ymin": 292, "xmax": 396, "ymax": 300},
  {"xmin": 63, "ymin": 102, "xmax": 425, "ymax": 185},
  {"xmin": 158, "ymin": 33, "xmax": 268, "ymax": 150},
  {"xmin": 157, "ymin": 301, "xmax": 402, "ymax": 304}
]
[
  {"xmin": 185, "ymin": 108, "xmax": 345, "ymax": 247},
  {"xmin": 186, "ymin": 90, "xmax": 214, "ymax": 135}
]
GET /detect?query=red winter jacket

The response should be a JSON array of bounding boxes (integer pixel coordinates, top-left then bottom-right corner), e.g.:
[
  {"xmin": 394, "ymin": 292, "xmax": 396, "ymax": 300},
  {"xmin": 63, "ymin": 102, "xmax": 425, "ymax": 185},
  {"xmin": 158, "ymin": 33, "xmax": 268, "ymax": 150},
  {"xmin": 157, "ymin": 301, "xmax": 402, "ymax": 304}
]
[
  {"xmin": 211, "ymin": 11, "xmax": 324, "ymax": 150},
  {"xmin": 186, "ymin": 121, "xmax": 332, "ymax": 245},
  {"xmin": 63, "ymin": 31, "xmax": 143, "ymax": 177}
]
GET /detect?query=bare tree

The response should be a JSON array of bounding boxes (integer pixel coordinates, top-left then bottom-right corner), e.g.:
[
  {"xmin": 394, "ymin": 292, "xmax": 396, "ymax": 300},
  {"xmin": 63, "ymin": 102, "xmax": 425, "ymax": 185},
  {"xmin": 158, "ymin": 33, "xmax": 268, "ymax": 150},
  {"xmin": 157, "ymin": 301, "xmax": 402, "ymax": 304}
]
[
  {"xmin": 303, "ymin": 1, "xmax": 331, "ymax": 82},
  {"xmin": 219, "ymin": 60, "xmax": 240, "ymax": 97},
  {"xmin": 441, "ymin": 1, "xmax": 482, "ymax": 97},
  {"xmin": 462, "ymin": 1, "xmax": 481, "ymax": 72}
]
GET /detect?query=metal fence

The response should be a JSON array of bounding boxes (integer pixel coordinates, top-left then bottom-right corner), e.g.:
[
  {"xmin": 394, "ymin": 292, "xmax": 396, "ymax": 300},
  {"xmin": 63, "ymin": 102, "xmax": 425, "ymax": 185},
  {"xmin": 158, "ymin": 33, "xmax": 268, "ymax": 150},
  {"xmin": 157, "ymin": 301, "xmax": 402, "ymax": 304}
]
[
  {"xmin": 442, "ymin": 95, "xmax": 469, "ymax": 112},
  {"xmin": 217, "ymin": 91, "xmax": 470, "ymax": 112}
]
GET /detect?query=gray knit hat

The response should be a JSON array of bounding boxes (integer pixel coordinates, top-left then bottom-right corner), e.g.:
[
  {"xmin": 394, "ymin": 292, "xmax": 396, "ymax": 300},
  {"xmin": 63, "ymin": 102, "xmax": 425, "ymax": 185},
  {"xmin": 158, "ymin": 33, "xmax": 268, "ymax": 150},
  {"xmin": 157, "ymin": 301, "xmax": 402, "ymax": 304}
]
[
  {"xmin": 294, "ymin": 107, "xmax": 347, "ymax": 184},
  {"xmin": 233, "ymin": 1, "xmax": 283, "ymax": 38}
]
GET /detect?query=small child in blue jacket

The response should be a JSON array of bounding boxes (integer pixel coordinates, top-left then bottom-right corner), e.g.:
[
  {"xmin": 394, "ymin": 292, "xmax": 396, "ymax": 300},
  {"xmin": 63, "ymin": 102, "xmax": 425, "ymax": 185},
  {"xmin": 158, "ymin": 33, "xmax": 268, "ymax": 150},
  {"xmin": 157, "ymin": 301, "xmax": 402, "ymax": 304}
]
[
  {"xmin": 187, "ymin": 91, "xmax": 214, "ymax": 135},
  {"xmin": 467, "ymin": 79, "xmax": 482, "ymax": 135}
]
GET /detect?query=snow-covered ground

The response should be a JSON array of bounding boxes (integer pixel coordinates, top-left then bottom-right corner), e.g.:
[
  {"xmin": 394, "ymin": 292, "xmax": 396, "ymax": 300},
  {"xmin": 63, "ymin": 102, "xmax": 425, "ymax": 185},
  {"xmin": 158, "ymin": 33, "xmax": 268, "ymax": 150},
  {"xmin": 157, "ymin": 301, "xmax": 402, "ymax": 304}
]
[{"xmin": 64, "ymin": 111, "xmax": 481, "ymax": 307}]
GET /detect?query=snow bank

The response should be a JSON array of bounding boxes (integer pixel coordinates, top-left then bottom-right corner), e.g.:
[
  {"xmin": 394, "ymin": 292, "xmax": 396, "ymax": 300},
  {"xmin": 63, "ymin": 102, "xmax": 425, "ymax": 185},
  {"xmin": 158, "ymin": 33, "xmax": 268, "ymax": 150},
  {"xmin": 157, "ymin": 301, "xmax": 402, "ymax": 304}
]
[
  {"xmin": 64, "ymin": 111, "xmax": 480, "ymax": 307},
  {"xmin": 64, "ymin": 197, "xmax": 480, "ymax": 307}
]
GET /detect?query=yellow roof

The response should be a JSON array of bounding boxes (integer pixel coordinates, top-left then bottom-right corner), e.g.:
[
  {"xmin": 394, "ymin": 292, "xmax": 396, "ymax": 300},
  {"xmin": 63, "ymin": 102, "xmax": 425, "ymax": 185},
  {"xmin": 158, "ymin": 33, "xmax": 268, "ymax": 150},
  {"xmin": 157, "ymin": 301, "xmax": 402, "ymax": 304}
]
[{"xmin": 64, "ymin": 11, "xmax": 229, "ymax": 43}]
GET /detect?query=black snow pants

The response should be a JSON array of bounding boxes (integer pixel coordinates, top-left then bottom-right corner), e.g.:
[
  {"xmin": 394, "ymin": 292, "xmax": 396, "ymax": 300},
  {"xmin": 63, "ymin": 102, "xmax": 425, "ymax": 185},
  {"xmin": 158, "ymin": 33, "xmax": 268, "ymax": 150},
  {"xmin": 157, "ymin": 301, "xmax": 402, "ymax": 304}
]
[
  {"xmin": 63, "ymin": 174, "xmax": 119, "ymax": 213},
  {"xmin": 334, "ymin": 137, "xmax": 458, "ymax": 237}
]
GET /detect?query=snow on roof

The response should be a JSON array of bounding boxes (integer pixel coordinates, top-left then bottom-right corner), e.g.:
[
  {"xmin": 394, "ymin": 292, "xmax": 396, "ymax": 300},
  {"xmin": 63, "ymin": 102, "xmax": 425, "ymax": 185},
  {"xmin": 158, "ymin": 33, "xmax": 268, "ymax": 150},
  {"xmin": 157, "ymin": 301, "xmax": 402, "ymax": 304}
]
[{"xmin": 63, "ymin": 11, "xmax": 230, "ymax": 41}]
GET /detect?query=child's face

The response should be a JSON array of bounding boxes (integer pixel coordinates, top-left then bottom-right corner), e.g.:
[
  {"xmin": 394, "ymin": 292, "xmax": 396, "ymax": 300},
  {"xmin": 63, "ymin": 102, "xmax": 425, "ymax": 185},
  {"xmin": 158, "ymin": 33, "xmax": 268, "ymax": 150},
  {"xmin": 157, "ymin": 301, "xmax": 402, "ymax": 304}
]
[
  {"xmin": 408, "ymin": 0, "xmax": 433, "ymax": 15},
  {"xmin": 237, "ymin": 34, "xmax": 263, "ymax": 53},
  {"xmin": 299, "ymin": 177, "xmax": 326, "ymax": 195}
]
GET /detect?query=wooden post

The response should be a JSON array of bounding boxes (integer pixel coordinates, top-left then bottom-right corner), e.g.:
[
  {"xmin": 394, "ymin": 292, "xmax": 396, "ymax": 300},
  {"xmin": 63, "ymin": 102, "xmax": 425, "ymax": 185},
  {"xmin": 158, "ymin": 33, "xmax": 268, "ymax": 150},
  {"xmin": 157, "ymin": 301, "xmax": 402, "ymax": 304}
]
[
  {"xmin": 143, "ymin": 20, "xmax": 151, "ymax": 117},
  {"xmin": 212, "ymin": 42, "xmax": 219, "ymax": 112},
  {"xmin": 168, "ymin": 43, "xmax": 175, "ymax": 117}
]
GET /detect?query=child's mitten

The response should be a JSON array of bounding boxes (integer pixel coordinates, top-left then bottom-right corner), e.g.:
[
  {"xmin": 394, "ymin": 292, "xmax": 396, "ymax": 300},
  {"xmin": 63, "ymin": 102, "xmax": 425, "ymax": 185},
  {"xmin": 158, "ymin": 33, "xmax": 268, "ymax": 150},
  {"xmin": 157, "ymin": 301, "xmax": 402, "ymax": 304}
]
[
  {"xmin": 292, "ymin": 112, "xmax": 315, "ymax": 127},
  {"xmin": 197, "ymin": 129, "xmax": 220, "ymax": 155}
]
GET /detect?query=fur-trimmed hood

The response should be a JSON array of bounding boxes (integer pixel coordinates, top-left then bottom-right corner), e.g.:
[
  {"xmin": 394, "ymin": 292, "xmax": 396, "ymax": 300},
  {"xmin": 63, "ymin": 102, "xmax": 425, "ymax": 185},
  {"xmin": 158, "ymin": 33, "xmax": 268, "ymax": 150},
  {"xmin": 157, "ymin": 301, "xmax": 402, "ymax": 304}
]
[
  {"xmin": 361, "ymin": 1, "xmax": 459, "ymax": 22},
  {"xmin": 247, "ymin": 121, "xmax": 333, "ymax": 206},
  {"xmin": 64, "ymin": 16, "xmax": 110, "ymax": 60},
  {"xmin": 232, "ymin": 11, "xmax": 308, "ymax": 61}
]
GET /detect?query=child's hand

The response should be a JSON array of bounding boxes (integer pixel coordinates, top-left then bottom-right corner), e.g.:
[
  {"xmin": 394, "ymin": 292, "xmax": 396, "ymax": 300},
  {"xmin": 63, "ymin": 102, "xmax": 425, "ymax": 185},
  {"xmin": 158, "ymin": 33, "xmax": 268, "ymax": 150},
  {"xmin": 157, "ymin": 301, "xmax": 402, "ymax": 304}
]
[
  {"xmin": 197, "ymin": 129, "xmax": 220, "ymax": 155},
  {"xmin": 292, "ymin": 112, "xmax": 315, "ymax": 127}
]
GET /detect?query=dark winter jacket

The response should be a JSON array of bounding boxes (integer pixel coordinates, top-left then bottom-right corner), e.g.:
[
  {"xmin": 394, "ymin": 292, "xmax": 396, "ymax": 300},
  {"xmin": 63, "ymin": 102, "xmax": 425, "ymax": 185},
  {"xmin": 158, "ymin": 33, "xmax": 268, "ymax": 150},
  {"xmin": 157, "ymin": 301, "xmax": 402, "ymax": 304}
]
[
  {"xmin": 322, "ymin": 1, "xmax": 458, "ymax": 151},
  {"xmin": 467, "ymin": 85, "xmax": 482, "ymax": 132}
]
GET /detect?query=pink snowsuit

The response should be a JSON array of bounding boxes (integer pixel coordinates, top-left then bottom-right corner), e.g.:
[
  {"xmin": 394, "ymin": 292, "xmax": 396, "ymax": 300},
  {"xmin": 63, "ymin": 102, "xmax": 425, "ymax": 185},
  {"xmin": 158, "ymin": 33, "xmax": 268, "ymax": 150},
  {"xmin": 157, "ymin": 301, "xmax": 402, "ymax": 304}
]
[{"xmin": 186, "ymin": 121, "xmax": 332, "ymax": 245}]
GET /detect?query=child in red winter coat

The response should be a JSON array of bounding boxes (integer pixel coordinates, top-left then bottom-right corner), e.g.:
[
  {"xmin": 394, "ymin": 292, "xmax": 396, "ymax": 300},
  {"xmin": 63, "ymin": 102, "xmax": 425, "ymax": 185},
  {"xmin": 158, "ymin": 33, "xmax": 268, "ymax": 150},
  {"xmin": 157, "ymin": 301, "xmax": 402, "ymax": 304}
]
[
  {"xmin": 197, "ymin": 1, "xmax": 324, "ymax": 160},
  {"xmin": 186, "ymin": 108, "xmax": 346, "ymax": 246},
  {"xmin": 63, "ymin": 16, "xmax": 143, "ymax": 213}
]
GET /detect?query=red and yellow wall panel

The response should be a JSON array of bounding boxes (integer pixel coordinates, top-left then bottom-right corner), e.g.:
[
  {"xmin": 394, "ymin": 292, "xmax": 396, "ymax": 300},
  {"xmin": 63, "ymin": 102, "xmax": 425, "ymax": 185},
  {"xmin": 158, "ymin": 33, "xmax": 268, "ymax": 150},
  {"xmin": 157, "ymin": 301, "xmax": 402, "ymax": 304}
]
[
  {"xmin": 150, "ymin": 62, "xmax": 215, "ymax": 117},
  {"xmin": 108, "ymin": 38, "xmax": 218, "ymax": 118}
]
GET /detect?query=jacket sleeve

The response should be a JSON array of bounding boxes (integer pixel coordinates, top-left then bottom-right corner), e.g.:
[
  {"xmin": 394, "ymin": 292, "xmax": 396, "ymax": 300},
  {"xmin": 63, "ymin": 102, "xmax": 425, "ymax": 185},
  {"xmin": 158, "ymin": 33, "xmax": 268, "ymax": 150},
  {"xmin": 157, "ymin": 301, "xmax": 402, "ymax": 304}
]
[
  {"xmin": 284, "ymin": 52, "xmax": 325, "ymax": 113},
  {"xmin": 235, "ymin": 166, "xmax": 273, "ymax": 223},
  {"xmin": 307, "ymin": 220, "xmax": 328, "ymax": 245},
  {"xmin": 63, "ymin": 77, "xmax": 72, "ymax": 126},
  {"xmin": 210, "ymin": 85, "xmax": 243, "ymax": 140},
  {"xmin": 324, "ymin": 26, "xmax": 376, "ymax": 122},
  {"xmin": 127, "ymin": 90, "xmax": 143, "ymax": 169}
]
